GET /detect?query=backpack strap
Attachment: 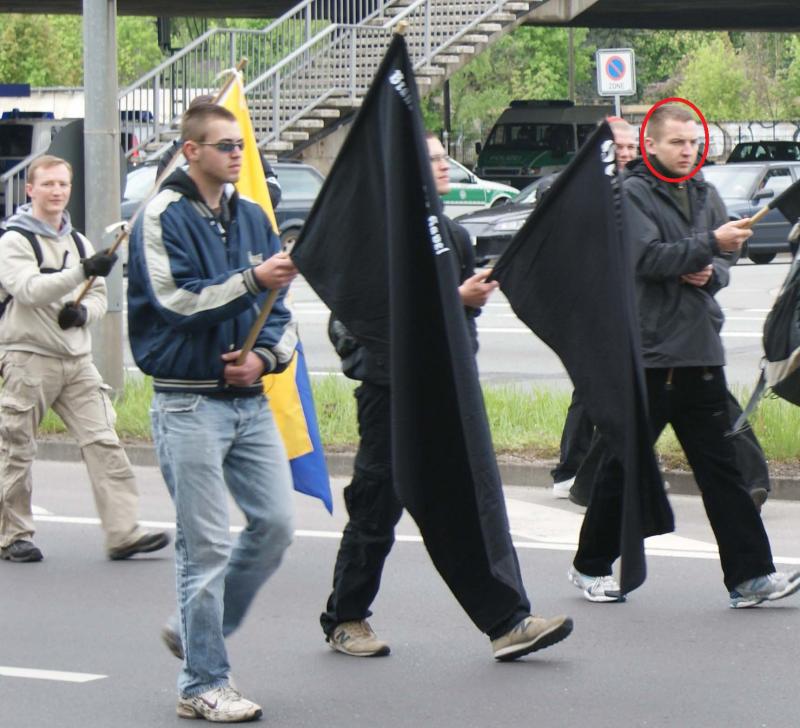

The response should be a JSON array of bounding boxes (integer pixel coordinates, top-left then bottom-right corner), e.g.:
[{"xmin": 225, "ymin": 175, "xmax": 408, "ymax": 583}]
[{"xmin": 5, "ymin": 226, "xmax": 44, "ymax": 267}]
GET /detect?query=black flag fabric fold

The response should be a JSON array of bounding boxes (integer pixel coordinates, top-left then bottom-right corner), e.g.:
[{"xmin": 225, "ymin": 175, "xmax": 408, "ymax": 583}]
[
  {"xmin": 292, "ymin": 34, "xmax": 529, "ymax": 632},
  {"xmin": 492, "ymin": 123, "xmax": 674, "ymax": 594}
]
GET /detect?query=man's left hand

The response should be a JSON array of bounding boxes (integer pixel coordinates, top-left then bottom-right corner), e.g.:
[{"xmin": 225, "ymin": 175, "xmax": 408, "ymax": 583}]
[
  {"xmin": 221, "ymin": 350, "xmax": 265, "ymax": 387},
  {"xmin": 681, "ymin": 264, "xmax": 713, "ymax": 287},
  {"xmin": 57, "ymin": 302, "xmax": 88, "ymax": 330}
]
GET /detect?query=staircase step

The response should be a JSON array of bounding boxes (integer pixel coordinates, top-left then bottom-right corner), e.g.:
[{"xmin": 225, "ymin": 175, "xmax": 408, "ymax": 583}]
[
  {"xmin": 504, "ymin": 2, "xmax": 531, "ymax": 10},
  {"xmin": 306, "ymin": 108, "xmax": 342, "ymax": 119},
  {"xmin": 475, "ymin": 22, "xmax": 502, "ymax": 33},
  {"xmin": 488, "ymin": 11, "xmax": 517, "ymax": 21},
  {"xmin": 414, "ymin": 75, "xmax": 434, "ymax": 86},
  {"xmin": 450, "ymin": 45, "xmax": 477, "ymax": 54},
  {"xmin": 264, "ymin": 140, "xmax": 294, "ymax": 152},
  {"xmin": 416, "ymin": 65, "xmax": 446, "ymax": 76},
  {"xmin": 291, "ymin": 118, "xmax": 325, "ymax": 129},
  {"xmin": 433, "ymin": 54, "xmax": 461, "ymax": 65},
  {"xmin": 326, "ymin": 96, "xmax": 364, "ymax": 107},
  {"xmin": 281, "ymin": 130, "xmax": 310, "ymax": 142},
  {"xmin": 462, "ymin": 34, "xmax": 489, "ymax": 43}
]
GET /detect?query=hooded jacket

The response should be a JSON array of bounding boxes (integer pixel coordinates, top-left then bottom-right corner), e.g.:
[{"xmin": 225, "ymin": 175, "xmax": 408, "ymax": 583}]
[
  {"xmin": 624, "ymin": 159, "xmax": 733, "ymax": 368},
  {"xmin": 0, "ymin": 205, "xmax": 105, "ymax": 358},
  {"xmin": 126, "ymin": 168, "xmax": 296, "ymax": 394}
]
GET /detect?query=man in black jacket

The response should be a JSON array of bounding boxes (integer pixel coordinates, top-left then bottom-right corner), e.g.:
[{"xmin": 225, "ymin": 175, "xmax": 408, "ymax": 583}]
[
  {"xmin": 320, "ymin": 134, "xmax": 572, "ymax": 657},
  {"xmin": 571, "ymin": 103, "xmax": 800, "ymax": 608}
]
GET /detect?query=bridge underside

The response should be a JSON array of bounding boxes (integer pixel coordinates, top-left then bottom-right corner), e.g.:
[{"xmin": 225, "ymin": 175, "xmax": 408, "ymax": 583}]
[{"xmin": 1, "ymin": 0, "xmax": 799, "ymax": 30}]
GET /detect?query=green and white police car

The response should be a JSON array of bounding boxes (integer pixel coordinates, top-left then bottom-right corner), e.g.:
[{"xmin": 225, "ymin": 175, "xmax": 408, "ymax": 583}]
[{"xmin": 442, "ymin": 157, "xmax": 518, "ymax": 218}]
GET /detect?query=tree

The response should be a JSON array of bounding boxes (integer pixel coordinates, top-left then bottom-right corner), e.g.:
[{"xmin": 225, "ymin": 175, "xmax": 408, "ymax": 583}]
[{"xmin": 0, "ymin": 14, "xmax": 163, "ymax": 88}]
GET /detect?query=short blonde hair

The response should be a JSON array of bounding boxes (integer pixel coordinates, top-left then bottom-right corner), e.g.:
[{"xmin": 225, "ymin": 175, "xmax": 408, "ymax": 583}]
[{"xmin": 28, "ymin": 155, "xmax": 73, "ymax": 185}]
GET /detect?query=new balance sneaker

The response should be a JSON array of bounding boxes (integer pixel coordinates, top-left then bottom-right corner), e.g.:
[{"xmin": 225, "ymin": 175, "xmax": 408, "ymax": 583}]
[
  {"xmin": 108, "ymin": 530, "xmax": 170, "ymax": 560},
  {"xmin": 327, "ymin": 620, "xmax": 390, "ymax": 657},
  {"xmin": 729, "ymin": 571, "xmax": 800, "ymax": 608},
  {"xmin": 0, "ymin": 539, "xmax": 43, "ymax": 563},
  {"xmin": 552, "ymin": 476, "xmax": 575, "ymax": 499},
  {"xmin": 176, "ymin": 685, "xmax": 261, "ymax": 722},
  {"xmin": 491, "ymin": 614, "xmax": 573, "ymax": 661},
  {"xmin": 568, "ymin": 566, "xmax": 625, "ymax": 603}
]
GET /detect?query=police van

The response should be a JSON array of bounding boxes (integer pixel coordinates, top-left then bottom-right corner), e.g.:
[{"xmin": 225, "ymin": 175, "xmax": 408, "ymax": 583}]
[{"xmin": 474, "ymin": 100, "xmax": 613, "ymax": 189}]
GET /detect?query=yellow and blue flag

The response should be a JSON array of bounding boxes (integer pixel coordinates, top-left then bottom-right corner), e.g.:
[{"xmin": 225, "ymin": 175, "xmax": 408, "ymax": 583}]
[{"xmin": 219, "ymin": 73, "xmax": 332, "ymax": 513}]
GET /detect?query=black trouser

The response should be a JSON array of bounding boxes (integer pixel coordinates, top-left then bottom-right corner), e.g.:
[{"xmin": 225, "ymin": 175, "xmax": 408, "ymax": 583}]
[
  {"xmin": 320, "ymin": 381, "xmax": 529, "ymax": 640},
  {"xmin": 320, "ymin": 382, "xmax": 403, "ymax": 636},
  {"xmin": 551, "ymin": 390, "xmax": 594, "ymax": 484},
  {"xmin": 573, "ymin": 367, "xmax": 774, "ymax": 592}
]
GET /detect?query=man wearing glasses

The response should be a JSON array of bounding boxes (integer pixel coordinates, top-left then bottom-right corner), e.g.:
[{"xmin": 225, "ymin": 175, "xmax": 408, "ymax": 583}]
[{"xmin": 128, "ymin": 103, "xmax": 298, "ymax": 723}]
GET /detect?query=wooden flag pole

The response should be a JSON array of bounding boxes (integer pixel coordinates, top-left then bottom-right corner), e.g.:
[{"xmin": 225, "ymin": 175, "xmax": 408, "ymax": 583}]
[
  {"xmin": 73, "ymin": 58, "xmax": 250, "ymax": 306},
  {"xmin": 235, "ymin": 288, "xmax": 281, "ymax": 365}
]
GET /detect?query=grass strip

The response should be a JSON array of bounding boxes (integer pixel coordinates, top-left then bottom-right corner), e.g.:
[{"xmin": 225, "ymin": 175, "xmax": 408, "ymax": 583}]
[{"xmin": 37, "ymin": 377, "xmax": 800, "ymax": 469}]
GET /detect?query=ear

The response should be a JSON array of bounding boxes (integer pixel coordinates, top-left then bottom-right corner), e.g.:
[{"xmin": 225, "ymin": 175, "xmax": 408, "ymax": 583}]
[
  {"xmin": 25, "ymin": 183, "xmax": 33, "ymax": 198},
  {"xmin": 643, "ymin": 137, "xmax": 657, "ymax": 156},
  {"xmin": 183, "ymin": 139, "xmax": 199, "ymax": 163}
]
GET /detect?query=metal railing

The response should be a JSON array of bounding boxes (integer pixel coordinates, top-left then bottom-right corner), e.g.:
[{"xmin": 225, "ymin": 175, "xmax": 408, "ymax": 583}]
[
  {"xmin": 1, "ymin": 151, "xmax": 43, "ymax": 219},
  {"xmin": 117, "ymin": 0, "xmax": 388, "ymax": 160},
  {"xmin": 244, "ymin": 0, "xmax": 524, "ymax": 149}
]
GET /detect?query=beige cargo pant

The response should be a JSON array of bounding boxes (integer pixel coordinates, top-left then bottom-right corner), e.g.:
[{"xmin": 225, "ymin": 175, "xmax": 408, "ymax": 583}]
[{"xmin": 0, "ymin": 350, "xmax": 145, "ymax": 551}]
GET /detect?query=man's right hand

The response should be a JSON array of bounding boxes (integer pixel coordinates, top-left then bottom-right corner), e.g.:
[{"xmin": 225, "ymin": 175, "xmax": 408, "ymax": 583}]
[
  {"xmin": 713, "ymin": 219, "xmax": 753, "ymax": 252},
  {"xmin": 253, "ymin": 252, "xmax": 298, "ymax": 290}
]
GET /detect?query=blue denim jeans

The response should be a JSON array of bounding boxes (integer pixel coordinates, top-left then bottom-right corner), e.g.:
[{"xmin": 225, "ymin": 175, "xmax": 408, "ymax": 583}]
[{"xmin": 151, "ymin": 392, "xmax": 294, "ymax": 697}]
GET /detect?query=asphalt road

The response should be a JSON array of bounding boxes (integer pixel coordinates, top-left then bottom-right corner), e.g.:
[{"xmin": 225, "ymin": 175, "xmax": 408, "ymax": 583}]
[
  {"xmin": 289, "ymin": 254, "xmax": 792, "ymax": 390},
  {"xmin": 121, "ymin": 254, "xmax": 789, "ymax": 391},
  {"xmin": 3, "ymin": 460, "xmax": 800, "ymax": 728}
]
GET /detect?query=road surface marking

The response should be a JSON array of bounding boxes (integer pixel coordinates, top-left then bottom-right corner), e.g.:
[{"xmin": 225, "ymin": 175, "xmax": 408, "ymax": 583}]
[
  {"xmin": 33, "ymin": 509, "xmax": 800, "ymax": 565},
  {"xmin": 0, "ymin": 666, "xmax": 106, "ymax": 683}
]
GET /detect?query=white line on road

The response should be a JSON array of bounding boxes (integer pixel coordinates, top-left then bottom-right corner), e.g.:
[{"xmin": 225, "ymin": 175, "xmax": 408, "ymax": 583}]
[
  {"xmin": 0, "ymin": 666, "xmax": 106, "ymax": 683},
  {"xmin": 32, "ymin": 514, "xmax": 800, "ymax": 566}
]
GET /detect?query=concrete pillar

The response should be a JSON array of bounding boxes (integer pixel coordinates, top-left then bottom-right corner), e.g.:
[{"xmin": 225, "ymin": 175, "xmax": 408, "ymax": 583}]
[{"xmin": 83, "ymin": 0, "xmax": 124, "ymax": 392}]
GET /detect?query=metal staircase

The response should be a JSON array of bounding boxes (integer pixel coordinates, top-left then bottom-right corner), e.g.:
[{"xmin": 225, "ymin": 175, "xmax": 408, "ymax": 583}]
[
  {"xmin": 118, "ymin": 0, "xmax": 543, "ymax": 159},
  {"xmin": 2, "ymin": 0, "xmax": 543, "ymax": 215}
]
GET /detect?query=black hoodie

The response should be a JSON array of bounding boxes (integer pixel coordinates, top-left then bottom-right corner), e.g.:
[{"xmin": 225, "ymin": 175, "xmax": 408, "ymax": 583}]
[{"xmin": 624, "ymin": 158, "xmax": 733, "ymax": 368}]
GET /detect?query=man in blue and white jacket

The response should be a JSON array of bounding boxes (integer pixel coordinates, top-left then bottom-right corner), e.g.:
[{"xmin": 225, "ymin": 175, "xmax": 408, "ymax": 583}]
[{"xmin": 128, "ymin": 102, "xmax": 298, "ymax": 723}]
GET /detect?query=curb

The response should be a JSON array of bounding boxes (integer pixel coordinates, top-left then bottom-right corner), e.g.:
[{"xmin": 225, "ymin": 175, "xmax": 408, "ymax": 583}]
[{"xmin": 36, "ymin": 439, "xmax": 800, "ymax": 502}]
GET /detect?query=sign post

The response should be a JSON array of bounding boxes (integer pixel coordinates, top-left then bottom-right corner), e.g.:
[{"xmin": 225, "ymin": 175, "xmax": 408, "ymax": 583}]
[{"xmin": 596, "ymin": 48, "xmax": 636, "ymax": 117}]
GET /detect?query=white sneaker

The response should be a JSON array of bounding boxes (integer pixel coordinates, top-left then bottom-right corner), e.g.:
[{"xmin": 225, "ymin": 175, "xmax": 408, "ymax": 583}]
[
  {"xmin": 176, "ymin": 685, "xmax": 262, "ymax": 722},
  {"xmin": 552, "ymin": 476, "xmax": 575, "ymax": 499},
  {"xmin": 729, "ymin": 571, "xmax": 800, "ymax": 608},
  {"xmin": 568, "ymin": 566, "xmax": 625, "ymax": 603}
]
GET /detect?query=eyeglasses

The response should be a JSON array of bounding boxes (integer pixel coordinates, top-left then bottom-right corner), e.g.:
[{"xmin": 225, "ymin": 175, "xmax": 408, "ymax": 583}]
[
  {"xmin": 429, "ymin": 154, "xmax": 448, "ymax": 164},
  {"xmin": 198, "ymin": 140, "xmax": 245, "ymax": 153}
]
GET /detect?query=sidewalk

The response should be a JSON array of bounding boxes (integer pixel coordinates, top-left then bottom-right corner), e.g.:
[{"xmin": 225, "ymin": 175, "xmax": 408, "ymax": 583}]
[{"xmin": 36, "ymin": 438, "xmax": 800, "ymax": 501}]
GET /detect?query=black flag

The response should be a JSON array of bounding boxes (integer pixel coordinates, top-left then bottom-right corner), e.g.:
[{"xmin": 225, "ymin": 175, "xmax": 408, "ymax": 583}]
[
  {"xmin": 292, "ymin": 35, "xmax": 529, "ymax": 631},
  {"xmin": 492, "ymin": 123, "xmax": 674, "ymax": 594}
]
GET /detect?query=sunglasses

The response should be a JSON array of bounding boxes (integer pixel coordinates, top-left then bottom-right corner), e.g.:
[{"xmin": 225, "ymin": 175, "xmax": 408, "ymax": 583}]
[{"xmin": 199, "ymin": 140, "xmax": 245, "ymax": 153}]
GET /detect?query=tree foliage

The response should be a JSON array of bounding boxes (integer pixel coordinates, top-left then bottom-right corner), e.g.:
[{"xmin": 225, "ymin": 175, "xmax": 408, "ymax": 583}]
[{"xmin": 0, "ymin": 14, "xmax": 163, "ymax": 87}]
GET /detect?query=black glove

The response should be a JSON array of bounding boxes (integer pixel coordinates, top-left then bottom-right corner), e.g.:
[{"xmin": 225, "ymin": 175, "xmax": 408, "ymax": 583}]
[
  {"xmin": 57, "ymin": 303, "xmax": 88, "ymax": 330},
  {"xmin": 82, "ymin": 249, "xmax": 118, "ymax": 278}
]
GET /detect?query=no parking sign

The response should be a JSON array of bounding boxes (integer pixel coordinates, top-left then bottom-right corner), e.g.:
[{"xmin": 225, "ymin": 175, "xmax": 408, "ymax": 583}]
[{"xmin": 596, "ymin": 48, "xmax": 636, "ymax": 97}]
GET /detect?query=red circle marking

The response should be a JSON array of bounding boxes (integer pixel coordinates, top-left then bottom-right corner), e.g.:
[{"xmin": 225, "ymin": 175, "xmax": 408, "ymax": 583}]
[{"xmin": 639, "ymin": 97, "xmax": 709, "ymax": 184}]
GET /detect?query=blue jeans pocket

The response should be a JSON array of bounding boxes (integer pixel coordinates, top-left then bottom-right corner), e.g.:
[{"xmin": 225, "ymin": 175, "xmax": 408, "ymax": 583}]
[{"xmin": 155, "ymin": 393, "xmax": 203, "ymax": 414}]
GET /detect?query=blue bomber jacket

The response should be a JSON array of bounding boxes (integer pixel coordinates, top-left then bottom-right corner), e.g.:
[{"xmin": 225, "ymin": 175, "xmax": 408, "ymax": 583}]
[{"xmin": 127, "ymin": 168, "xmax": 296, "ymax": 394}]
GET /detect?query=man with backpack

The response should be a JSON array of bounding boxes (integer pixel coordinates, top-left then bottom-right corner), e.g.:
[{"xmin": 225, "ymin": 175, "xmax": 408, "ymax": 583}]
[{"xmin": 0, "ymin": 154, "xmax": 170, "ymax": 563}]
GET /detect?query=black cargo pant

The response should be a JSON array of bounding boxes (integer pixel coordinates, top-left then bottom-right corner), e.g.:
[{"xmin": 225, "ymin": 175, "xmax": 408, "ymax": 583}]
[
  {"xmin": 320, "ymin": 382, "xmax": 403, "ymax": 636},
  {"xmin": 573, "ymin": 367, "xmax": 774, "ymax": 592}
]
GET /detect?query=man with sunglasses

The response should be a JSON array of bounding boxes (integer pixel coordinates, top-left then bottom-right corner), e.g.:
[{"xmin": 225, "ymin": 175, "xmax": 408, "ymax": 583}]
[{"xmin": 128, "ymin": 103, "xmax": 298, "ymax": 723}]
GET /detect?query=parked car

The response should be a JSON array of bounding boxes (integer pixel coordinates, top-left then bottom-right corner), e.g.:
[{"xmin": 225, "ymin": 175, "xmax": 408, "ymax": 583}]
[
  {"xmin": 272, "ymin": 160, "xmax": 325, "ymax": 250},
  {"xmin": 441, "ymin": 157, "xmax": 517, "ymax": 218},
  {"xmin": 455, "ymin": 176, "xmax": 552, "ymax": 261},
  {"xmin": 702, "ymin": 161, "xmax": 800, "ymax": 264},
  {"xmin": 727, "ymin": 141, "xmax": 800, "ymax": 163}
]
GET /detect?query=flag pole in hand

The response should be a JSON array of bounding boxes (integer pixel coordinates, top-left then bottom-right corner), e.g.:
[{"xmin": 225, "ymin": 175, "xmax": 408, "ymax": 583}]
[{"xmin": 745, "ymin": 177, "xmax": 800, "ymax": 228}]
